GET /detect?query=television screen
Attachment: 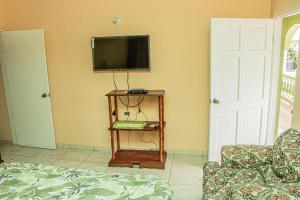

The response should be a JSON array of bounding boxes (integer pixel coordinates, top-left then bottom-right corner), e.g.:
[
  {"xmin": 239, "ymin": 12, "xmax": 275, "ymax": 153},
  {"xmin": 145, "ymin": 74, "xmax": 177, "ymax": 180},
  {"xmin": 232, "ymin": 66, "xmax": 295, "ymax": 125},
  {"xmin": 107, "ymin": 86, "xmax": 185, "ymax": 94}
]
[{"xmin": 92, "ymin": 35, "xmax": 150, "ymax": 71}]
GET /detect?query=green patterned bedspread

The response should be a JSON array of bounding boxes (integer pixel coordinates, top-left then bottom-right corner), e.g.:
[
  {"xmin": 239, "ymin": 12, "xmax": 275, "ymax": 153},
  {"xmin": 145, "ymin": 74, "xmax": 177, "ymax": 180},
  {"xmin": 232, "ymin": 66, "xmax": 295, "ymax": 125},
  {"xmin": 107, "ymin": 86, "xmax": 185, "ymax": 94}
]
[{"xmin": 0, "ymin": 162, "xmax": 172, "ymax": 200}]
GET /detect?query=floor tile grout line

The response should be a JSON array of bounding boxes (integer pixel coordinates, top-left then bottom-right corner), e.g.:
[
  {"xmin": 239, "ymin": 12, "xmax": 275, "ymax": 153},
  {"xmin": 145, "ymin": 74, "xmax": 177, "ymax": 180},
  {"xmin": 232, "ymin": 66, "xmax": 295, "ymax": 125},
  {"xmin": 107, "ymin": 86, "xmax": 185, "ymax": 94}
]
[
  {"xmin": 77, "ymin": 150, "xmax": 94, "ymax": 169},
  {"xmin": 167, "ymin": 156, "xmax": 174, "ymax": 184}
]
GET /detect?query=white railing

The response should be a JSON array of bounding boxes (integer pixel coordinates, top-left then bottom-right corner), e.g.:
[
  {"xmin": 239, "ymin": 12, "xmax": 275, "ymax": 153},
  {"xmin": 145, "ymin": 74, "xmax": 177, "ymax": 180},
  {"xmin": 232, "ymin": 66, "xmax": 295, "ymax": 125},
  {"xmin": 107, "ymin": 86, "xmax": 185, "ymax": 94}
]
[
  {"xmin": 278, "ymin": 75, "xmax": 296, "ymax": 134},
  {"xmin": 281, "ymin": 75, "xmax": 296, "ymax": 103}
]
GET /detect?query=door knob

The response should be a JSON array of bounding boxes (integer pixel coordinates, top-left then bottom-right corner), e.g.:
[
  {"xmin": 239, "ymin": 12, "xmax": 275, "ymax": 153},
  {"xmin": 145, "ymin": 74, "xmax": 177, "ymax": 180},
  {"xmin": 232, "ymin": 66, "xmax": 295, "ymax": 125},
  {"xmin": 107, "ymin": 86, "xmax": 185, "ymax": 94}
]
[
  {"xmin": 213, "ymin": 99, "xmax": 220, "ymax": 104},
  {"xmin": 41, "ymin": 93, "xmax": 48, "ymax": 98}
]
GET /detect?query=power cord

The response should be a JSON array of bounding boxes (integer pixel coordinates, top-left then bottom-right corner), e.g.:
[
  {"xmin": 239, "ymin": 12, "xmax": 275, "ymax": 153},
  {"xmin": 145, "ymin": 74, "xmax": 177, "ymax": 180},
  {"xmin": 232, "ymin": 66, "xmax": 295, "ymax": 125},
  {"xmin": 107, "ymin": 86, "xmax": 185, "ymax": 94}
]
[
  {"xmin": 112, "ymin": 71, "xmax": 156, "ymax": 149},
  {"xmin": 126, "ymin": 70, "xmax": 130, "ymax": 92},
  {"xmin": 112, "ymin": 71, "xmax": 144, "ymax": 108},
  {"xmin": 141, "ymin": 133, "xmax": 158, "ymax": 150},
  {"xmin": 133, "ymin": 97, "xmax": 157, "ymax": 150},
  {"xmin": 126, "ymin": 71, "xmax": 130, "ymax": 120}
]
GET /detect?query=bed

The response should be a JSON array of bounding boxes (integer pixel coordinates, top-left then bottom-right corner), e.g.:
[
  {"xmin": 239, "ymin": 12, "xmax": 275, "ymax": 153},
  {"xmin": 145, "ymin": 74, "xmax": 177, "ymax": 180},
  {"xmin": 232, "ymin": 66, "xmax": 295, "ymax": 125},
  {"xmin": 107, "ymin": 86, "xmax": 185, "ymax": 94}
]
[{"xmin": 0, "ymin": 162, "xmax": 173, "ymax": 199}]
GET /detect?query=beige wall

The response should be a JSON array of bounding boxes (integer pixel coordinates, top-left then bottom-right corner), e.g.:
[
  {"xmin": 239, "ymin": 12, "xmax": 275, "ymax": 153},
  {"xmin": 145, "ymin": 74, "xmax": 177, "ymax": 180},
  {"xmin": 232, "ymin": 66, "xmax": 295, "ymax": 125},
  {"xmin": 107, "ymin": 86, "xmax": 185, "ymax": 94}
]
[
  {"xmin": 272, "ymin": 0, "xmax": 300, "ymax": 16},
  {"xmin": 0, "ymin": 0, "xmax": 271, "ymax": 151},
  {"xmin": 0, "ymin": 0, "xmax": 3, "ymax": 27}
]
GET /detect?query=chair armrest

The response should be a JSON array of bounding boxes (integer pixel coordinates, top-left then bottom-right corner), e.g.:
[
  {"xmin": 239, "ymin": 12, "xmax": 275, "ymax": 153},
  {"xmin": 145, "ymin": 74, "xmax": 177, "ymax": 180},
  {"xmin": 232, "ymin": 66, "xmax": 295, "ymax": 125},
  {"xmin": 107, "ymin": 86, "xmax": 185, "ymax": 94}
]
[
  {"xmin": 221, "ymin": 145, "xmax": 273, "ymax": 169},
  {"xmin": 203, "ymin": 161, "xmax": 220, "ymax": 182}
]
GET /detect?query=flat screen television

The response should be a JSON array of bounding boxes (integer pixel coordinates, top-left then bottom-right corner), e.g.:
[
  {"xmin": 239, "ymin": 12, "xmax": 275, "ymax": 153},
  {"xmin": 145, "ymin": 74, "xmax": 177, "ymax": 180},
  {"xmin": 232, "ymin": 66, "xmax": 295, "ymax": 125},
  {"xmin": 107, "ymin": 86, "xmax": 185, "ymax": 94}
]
[{"xmin": 92, "ymin": 35, "xmax": 150, "ymax": 71}]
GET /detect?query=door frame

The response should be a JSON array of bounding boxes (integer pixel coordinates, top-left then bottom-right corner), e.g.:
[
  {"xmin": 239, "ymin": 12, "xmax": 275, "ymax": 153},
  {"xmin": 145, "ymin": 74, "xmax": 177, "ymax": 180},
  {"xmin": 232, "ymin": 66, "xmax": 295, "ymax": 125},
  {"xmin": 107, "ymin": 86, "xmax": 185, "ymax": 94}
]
[
  {"xmin": 0, "ymin": 29, "xmax": 55, "ymax": 147},
  {"xmin": 268, "ymin": 8, "xmax": 300, "ymax": 144},
  {"xmin": 266, "ymin": 18, "xmax": 282, "ymax": 144}
]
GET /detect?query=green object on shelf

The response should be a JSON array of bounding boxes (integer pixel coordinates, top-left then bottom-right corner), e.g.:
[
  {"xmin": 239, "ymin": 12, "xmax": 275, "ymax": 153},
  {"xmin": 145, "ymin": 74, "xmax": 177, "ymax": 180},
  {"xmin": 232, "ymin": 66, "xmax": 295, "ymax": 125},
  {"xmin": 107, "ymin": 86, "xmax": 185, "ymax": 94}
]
[{"xmin": 113, "ymin": 120, "xmax": 146, "ymax": 129}]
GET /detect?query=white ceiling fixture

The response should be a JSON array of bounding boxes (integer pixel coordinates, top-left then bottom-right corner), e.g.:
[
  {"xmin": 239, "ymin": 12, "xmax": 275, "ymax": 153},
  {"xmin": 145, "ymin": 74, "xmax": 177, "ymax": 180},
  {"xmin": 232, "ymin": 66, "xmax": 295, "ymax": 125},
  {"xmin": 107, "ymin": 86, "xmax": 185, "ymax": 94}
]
[{"xmin": 113, "ymin": 16, "xmax": 121, "ymax": 24}]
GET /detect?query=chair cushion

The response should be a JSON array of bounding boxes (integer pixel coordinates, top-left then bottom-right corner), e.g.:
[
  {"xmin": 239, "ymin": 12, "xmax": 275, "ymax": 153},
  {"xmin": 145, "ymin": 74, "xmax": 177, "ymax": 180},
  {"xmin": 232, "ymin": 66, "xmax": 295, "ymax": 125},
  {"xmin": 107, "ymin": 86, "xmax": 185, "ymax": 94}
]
[
  {"xmin": 221, "ymin": 145, "xmax": 272, "ymax": 169},
  {"xmin": 273, "ymin": 128, "xmax": 300, "ymax": 183},
  {"xmin": 277, "ymin": 182, "xmax": 300, "ymax": 198},
  {"xmin": 258, "ymin": 164, "xmax": 282, "ymax": 184},
  {"xmin": 202, "ymin": 165, "xmax": 266, "ymax": 200},
  {"xmin": 232, "ymin": 182, "xmax": 297, "ymax": 200}
]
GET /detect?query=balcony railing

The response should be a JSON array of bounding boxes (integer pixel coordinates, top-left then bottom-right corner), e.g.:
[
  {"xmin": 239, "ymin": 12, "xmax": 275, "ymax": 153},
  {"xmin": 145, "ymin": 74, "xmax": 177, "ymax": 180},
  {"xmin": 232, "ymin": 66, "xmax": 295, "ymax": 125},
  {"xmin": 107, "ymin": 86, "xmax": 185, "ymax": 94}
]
[
  {"xmin": 278, "ymin": 75, "xmax": 296, "ymax": 134},
  {"xmin": 281, "ymin": 75, "xmax": 296, "ymax": 103}
]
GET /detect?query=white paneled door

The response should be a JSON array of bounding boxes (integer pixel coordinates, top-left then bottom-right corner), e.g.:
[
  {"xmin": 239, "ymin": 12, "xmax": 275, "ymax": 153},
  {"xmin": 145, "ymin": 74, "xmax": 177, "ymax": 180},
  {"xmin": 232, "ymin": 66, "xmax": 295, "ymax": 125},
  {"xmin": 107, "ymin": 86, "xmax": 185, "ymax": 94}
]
[
  {"xmin": 209, "ymin": 19, "xmax": 274, "ymax": 161},
  {"xmin": 0, "ymin": 29, "xmax": 56, "ymax": 149}
]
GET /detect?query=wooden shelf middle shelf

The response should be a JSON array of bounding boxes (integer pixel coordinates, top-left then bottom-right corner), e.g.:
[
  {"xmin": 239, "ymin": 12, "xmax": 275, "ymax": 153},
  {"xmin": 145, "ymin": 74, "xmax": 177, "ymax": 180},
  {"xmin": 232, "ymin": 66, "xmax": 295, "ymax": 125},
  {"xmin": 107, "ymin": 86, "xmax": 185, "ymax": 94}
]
[{"xmin": 109, "ymin": 121, "xmax": 166, "ymax": 132}]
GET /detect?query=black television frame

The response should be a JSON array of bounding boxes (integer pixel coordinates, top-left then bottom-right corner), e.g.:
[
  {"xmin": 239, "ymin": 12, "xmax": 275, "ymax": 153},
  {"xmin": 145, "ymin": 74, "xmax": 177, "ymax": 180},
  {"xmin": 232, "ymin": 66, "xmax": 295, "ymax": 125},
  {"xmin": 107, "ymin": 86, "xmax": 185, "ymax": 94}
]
[{"xmin": 91, "ymin": 35, "xmax": 150, "ymax": 71}]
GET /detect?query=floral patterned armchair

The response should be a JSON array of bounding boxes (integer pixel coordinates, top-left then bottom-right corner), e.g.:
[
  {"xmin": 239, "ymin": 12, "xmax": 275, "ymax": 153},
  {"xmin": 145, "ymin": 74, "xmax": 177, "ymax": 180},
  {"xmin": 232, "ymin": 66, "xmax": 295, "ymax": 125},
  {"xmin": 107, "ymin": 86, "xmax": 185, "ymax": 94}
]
[{"xmin": 203, "ymin": 128, "xmax": 300, "ymax": 200}]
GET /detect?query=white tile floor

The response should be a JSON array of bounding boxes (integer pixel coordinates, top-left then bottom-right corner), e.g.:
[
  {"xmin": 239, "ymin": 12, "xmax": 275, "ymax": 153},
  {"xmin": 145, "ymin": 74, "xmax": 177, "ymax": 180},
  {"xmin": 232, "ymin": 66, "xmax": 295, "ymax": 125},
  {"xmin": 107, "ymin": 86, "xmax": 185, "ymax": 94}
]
[{"xmin": 0, "ymin": 144, "xmax": 204, "ymax": 200}]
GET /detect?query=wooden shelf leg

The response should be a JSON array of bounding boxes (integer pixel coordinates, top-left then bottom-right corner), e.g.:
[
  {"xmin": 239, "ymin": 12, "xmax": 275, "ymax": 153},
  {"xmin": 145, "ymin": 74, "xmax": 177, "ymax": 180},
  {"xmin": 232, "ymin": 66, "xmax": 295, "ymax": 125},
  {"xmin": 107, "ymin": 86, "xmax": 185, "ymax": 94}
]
[
  {"xmin": 116, "ymin": 130, "xmax": 120, "ymax": 150},
  {"xmin": 159, "ymin": 96, "xmax": 165, "ymax": 162},
  {"xmin": 110, "ymin": 130, "xmax": 115, "ymax": 159},
  {"xmin": 108, "ymin": 96, "xmax": 115, "ymax": 159},
  {"xmin": 114, "ymin": 96, "xmax": 120, "ymax": 151}
]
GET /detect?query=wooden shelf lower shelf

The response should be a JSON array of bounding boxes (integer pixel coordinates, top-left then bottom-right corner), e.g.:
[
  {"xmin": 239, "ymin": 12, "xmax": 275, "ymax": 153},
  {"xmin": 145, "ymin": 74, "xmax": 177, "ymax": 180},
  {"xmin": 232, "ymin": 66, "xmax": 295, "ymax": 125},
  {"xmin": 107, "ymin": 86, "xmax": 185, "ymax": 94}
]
[{"xmin": 109, "ymin": 150, "xmax": 167, "ymax": 169}]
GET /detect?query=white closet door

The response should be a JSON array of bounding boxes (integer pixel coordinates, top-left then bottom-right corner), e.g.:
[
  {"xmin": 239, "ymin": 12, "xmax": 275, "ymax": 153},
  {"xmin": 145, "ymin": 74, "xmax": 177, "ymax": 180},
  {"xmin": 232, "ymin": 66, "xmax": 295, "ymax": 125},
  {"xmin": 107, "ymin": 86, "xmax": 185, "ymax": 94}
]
[
  {"xmin": 209, "ymin": 19, "xmax": 274, "ymax": 161},
  {"xmin": 0, "ymin": 29, "xmax": 56, "ymax": 149}
]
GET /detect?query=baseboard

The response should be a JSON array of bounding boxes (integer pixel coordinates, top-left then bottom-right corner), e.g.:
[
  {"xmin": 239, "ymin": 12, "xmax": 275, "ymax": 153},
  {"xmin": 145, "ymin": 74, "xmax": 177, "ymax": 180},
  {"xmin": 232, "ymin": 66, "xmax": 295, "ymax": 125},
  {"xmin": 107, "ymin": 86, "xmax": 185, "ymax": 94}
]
[
  {"xmin": 0, "ymin": 141, "xmax": 208, "ymax": 162},
  {"xmin": 0, "ymin": 141, "xmax": 207, "ymax": 159},
  {"xmin": 0, "ymin": 140, "xmax": 13, "ymax": 144},
  {"xmin": 56, "ymin": 143, "xmax": 208, "ymax": 157}
]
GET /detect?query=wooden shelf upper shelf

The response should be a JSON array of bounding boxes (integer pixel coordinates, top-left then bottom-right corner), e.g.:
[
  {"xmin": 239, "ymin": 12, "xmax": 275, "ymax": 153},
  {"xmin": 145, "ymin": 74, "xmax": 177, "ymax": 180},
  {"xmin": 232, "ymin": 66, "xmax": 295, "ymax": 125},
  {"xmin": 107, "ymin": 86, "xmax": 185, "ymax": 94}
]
[
  {"xmin": 109, "ymin": 121, "xmax": 166, "ymax": 132},
  {"xmin": 106, "ymin": 90, "xmax": 165, "ymax": 97}
]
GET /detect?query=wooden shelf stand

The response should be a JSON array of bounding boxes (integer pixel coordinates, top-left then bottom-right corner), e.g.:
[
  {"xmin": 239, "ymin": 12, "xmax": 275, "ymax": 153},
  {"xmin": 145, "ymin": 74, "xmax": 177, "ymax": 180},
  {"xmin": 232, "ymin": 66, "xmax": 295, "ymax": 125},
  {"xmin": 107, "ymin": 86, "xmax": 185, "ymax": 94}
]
[{"xmin": 106, "ymin": 90, "xmax": 166, "ymax": 169}]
